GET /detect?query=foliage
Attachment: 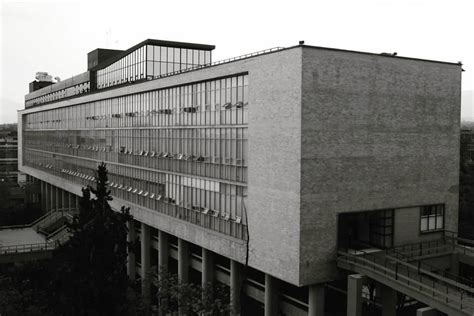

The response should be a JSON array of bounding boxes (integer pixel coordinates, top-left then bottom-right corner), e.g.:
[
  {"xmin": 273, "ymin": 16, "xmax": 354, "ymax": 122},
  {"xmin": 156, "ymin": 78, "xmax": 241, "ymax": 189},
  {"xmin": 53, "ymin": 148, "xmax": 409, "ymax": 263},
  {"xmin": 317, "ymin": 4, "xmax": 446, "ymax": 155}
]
[
  {"xmin": 49, "ymin": 162, "xmax": 133, "ymax": 316},
  {"xmin": 155, "ymin": 269, "xmax": 231, "ymax": 315},
  {"xmin": 0, "ymin": 263, "xmax": 53, "ymax": 316}
]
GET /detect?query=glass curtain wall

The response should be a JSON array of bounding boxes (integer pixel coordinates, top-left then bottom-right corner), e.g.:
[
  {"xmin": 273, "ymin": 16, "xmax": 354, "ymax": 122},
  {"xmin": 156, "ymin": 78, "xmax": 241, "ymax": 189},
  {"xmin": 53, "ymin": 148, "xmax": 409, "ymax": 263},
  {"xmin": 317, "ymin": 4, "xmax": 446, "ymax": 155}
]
[
  {"xmin": 97, "ymin": 45, "xmax": 212, "ymax": 89},
  {"xmin": 23, "ymin": 74, "xmax": 247, "ymax": 239}
]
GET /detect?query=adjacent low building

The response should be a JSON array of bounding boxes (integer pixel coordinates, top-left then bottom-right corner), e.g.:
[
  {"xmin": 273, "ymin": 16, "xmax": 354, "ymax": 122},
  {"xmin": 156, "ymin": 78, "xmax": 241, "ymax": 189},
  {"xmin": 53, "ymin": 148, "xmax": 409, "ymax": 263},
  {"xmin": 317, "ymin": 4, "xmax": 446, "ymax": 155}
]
[{"xmin": 18, "ymin": 39, "xmax": 464, "ymax": 315}]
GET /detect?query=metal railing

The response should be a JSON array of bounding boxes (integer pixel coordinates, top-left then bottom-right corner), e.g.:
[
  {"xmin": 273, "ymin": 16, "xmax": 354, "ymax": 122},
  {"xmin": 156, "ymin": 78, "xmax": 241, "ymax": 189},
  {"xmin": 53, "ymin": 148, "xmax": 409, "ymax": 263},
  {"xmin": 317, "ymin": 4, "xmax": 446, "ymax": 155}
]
[
  {"xmin": 0, "ymin": 241, "xmax": 58, "ymax": 255},
  {"xmin": 387, "ymin": 238, "xmax": 454, "ymax": 259},
  {"xmin": 338, "ymin": 250, "xmax": 474, "ymax": 313},
  {"xmin": 386, "ymin": 250, "xmax": 474, "ymax": 289},
  {"xmin": 0, "ymin": 208, "xmax": 75, "ymax": 257}
]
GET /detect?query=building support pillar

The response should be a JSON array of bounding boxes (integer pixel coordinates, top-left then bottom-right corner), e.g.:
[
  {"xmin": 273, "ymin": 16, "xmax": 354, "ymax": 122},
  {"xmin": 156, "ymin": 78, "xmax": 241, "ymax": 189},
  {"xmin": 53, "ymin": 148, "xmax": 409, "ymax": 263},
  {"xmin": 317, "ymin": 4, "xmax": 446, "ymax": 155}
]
[
  {"xmin": 381, "ymin": 284, "xmax": 397, "ymax": 316},
  {"xmin": 308, "ymin": 284, "xmax": 325, "ymax": 316},
  {"xmin": 51, "ymin": 185, "xmax": 56, "ymax": 210},
  {"xmin": 75, "ymin": 194, "xmax": 79, "ymax": 212},
  {"xmin": 347, "ymin": 274, "xmax": 365, "ymax": 316},
  {"xmin": 141, "ymin": 223, "xmax": 151, "ymax": 305},
  {"xmin": 178, "ymin": 238, "xmax": 189, "ymax": 283},
  {"xmin": 68, "ymin": 192, "xmax": 72, "ymax": 212},
  {"xmin": 127, "ymin": 220, "xmax": 136, "ymax": 280},
  {"xmin": 45, "ymin": 183, "xmax": 51, "ymax": 212},
  {"xmin": 158, "ymin": 230, "xmax": 168, "ymax": 278},
  {"xmin": 202, "ymin": 248, "xmax": 214, "ymax": 288},
  {"xmin": 450, "ymin": 253, "xmax": 460, "ymax": 276},
  {"xmin": 40, "ymin": 181, "xmax": 46, "ymax": 212},
  {"xmin": 59, "ymin": 188, "xmax": 64, "ymax": 211},
  {"xmin": 265, "ymin": 274, "xmax": 279, "ymax": 316},
  {"xmin": 230, "ymin": 260, "xmax": 243, "ymax": 315},
  {"xmin": 55, "ymin": 186, "xmax": 59, "ymax": 210}
]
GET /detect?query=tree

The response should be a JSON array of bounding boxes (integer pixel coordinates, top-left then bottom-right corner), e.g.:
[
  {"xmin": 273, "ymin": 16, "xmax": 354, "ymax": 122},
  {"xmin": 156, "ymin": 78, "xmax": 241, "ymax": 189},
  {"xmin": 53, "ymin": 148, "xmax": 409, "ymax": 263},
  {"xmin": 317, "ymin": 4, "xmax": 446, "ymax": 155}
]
[
  {"xmin": 51, "ymin": 162, "xmax": 134, "ymax": 316},
  {"xmin": 155, "ymin": 269, "xmax": 231, "ymax": 315}
]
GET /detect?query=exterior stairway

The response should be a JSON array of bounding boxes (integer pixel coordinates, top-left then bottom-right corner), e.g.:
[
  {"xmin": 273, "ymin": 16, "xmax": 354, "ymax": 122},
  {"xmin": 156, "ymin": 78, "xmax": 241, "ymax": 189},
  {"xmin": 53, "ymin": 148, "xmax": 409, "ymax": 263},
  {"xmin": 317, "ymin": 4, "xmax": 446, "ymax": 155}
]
[
  {"xmin": 0, "ymin": 208, "xmax": 75, "ymax": 263},
  {"xmin": 338, "ymin": 245, "xmax": 474, "ymax": 316}
]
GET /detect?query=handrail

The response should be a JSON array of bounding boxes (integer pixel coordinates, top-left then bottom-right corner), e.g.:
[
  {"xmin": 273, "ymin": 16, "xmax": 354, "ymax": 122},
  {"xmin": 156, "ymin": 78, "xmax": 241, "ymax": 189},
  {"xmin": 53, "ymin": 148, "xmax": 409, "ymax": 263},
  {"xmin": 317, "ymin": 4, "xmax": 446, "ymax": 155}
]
[
  {"xmin": 386, "ymin": 253, "xmax": 474, "ymax": 294},
  {"xmin": 338, "ymin": 250, "xmax": 474, "ymax": 311},
  {"xmin": 0, "ymin": 241, "xmax": 57, "ymax": 254},
  {"xmin": 30, "ymin": 208, "xmax": 74, "ymax": 227},
  {"xmin": 387, "ymin": 245, "xmax": 474, "ymax": 289},
  {"xmin": 445, "ymin": 230, "xmax": 474, "ymax": 242},
  {"xmin": 388, "ymin": 238, "xmax": 452, "ymax": 259}
]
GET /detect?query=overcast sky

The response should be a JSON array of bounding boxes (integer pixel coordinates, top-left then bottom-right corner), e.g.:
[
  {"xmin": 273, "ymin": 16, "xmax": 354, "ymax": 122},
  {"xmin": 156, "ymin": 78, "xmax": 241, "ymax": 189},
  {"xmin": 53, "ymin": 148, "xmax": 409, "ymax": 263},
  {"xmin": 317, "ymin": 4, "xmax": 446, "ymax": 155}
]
[{"xmin": 1, "ymin": 0, "xmax": 473, "ymax": 124}]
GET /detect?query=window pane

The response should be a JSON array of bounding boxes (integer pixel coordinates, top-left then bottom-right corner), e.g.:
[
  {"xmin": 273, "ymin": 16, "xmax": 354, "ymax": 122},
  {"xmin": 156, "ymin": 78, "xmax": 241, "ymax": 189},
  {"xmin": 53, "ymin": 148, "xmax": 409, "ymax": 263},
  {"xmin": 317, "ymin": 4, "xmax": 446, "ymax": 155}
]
[
  {"xmin": 168, "ymin": 47, "xmax": 173, "ymax": 64},
  {"xmin": 436, "ymin": 215, "xmax": 444, "ymax": 229},
  {"xmin": 147, "ymin": 45, "xmax": 153, "ymax": 60},
  {"xmin": 422, "ymin": 206, "xmax": 431, "ymax": 216},
  {"xmin": 420, "ymin": 217, "xmax": 428, "ymax": 231},
  {"xmin": 428, "ymin": 216, "xmax": 436, "ymax": 230},
  {"xmin": 161, "ymin": 47, "xmax": 167, "ymax": 62},
  {"xmin": 174, "ymin": 48, "xmax": 181, "ymax": 63}
]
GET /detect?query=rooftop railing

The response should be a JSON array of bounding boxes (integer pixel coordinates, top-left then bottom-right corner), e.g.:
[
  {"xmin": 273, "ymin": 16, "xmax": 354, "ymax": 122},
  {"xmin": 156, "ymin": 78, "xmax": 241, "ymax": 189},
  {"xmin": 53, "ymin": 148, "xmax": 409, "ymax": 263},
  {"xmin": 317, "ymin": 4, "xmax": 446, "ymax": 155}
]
[{"xmin": 149, "ymin": 47, "xmax": 285, "ymax": 81}]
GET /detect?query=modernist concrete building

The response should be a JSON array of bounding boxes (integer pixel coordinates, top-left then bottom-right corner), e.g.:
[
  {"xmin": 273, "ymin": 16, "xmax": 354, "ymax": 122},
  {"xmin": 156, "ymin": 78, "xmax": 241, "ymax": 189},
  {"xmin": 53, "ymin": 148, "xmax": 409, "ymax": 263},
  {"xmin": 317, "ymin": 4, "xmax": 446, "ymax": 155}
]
[{"xmin": 18, "ymin": 39, "xmax": 471, "ymax": 315}]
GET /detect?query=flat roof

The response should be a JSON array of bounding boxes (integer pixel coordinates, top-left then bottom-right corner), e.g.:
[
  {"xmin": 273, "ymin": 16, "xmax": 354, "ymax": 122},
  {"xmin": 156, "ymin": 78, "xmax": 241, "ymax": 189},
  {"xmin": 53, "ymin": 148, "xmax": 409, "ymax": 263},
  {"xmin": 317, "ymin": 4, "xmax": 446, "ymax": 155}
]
[{"xmin": 300, "ymin": 44, "xmax": 463, "ymax": 67}]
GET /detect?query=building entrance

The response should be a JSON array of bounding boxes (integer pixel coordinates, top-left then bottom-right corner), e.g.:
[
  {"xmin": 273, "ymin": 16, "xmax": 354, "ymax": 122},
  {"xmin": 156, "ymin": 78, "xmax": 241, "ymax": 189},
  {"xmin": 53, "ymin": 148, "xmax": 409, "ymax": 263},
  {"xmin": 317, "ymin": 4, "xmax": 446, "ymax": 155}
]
[{"xmin": 338, "ymin": 209, "xmax": 394, "ymax": 250}]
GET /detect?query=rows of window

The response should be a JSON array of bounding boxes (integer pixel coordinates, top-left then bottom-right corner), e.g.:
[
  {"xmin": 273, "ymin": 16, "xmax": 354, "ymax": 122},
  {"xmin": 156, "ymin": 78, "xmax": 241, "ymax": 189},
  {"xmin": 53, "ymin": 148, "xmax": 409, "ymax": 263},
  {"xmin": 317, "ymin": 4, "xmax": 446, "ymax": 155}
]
[
  {"xmin": 0, "ymin": 148, "xmax": 17, "ymax": 159},
  {"xmin": 25, "ymin": 82, "xmax": 91, "ymax": 108},
  {"xmin": 24, "ymin": 149, "xmax": 247, "ymax": 239},
  {"xmin": 24, "ymin": 126, "xmax": 248, "ymax": 182},
  {"xmin": 97, "ymin": 45, "xmax": 211, "ymax": 89},
  {"xmin": 420, "ymin": 204, "xmax": 444, "ymax": 232},
  {"xmin": 24, "ymin": 75, "xmax": 248, "ymax": 129}
]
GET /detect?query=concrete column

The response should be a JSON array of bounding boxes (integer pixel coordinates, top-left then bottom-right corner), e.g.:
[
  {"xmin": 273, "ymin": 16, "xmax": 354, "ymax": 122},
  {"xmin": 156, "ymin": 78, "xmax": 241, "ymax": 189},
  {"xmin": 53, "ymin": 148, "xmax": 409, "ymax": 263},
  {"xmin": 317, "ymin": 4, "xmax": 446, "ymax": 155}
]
[
  {"xmin": 75, "ymin": 194, "xmax": 79, "ymax": 211},
  {"xmin": 265, "ymin": 274, "xmax": 279, "ymax": 316},
  {"xmin": 230, "ymin": 260, "xmax": 242, "ymax": 315},
  {"xmin": 68, "ymin": 192, "xmax": 72, "ymax": 211},
  {"xmin": 51, "ymin": 185, "xmax": 56, "ymax": 210},
  {"xmin": 56, "ymin": 187, "xmax": 60, "ymax": 210},
  {"xmin": 381, "ymin": 284, "xmax": 397, "ymax": 316},
  {"xmin": 127, "ymin": 220, "xmax": 136, "ymax": 280},
  {"xmin": 308, "ymin": 284, "xmax": 325, "ymax": 316},
  {"xmin": 45, "ymin": 183, "xmax": 51, "ymax": 211},
  {"xmin": 40, "ymin": 181, "xmax": 45, "ymax": 212},
  {"xmin": 59, "ymin": 189, "xmax": 64, "ymax": 210},
  {"xmin": 178, "ymin": 238, "xmax": 189, "ymax": 283},
  {"xmin": 450, "ymin": 253, "xmax": 460, "ymax": 276},
  {"xmin": 347, "ymin": 274, "xmax": 365, "ymax": 316},
  {"xmin": 416, "ymin": 307, "xmax": 440, "ymax": 316},
  {"xmin": 141, "ymin": 223, "xmax": 151, "ymax": 305},
  {"xmin": 202, "ymin": 248, "xmax": 214, "ymax": 288},
  {"xmin": 158, "ymin": 230, "xmax": 168, "ymax": 279}
]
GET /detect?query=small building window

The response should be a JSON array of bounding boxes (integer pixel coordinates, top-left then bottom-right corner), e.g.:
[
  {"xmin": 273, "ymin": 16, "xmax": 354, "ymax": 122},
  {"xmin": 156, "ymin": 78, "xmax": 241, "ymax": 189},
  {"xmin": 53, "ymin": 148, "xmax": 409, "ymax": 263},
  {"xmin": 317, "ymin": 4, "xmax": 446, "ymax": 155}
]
[{"xmin": 420, "ymin": 204, "xmax": 444, "ymax": 232}]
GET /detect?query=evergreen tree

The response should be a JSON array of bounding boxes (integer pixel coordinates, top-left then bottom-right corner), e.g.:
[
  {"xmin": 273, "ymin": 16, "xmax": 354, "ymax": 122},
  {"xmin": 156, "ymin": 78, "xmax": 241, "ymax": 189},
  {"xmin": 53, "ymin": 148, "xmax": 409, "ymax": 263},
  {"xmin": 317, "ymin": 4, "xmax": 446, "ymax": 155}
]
[{"xmin": 52, "ymin": 162, "xmax": 133, "ymax": 315}]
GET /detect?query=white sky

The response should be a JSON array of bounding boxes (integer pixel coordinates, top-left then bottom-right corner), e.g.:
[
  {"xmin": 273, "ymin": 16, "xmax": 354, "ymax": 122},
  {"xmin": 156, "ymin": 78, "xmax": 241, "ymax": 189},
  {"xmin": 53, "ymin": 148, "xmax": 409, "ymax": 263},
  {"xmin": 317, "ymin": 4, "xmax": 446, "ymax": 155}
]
[{"xmin": 1, "ymin": 0, "xmax": 473, "ymax": 124}]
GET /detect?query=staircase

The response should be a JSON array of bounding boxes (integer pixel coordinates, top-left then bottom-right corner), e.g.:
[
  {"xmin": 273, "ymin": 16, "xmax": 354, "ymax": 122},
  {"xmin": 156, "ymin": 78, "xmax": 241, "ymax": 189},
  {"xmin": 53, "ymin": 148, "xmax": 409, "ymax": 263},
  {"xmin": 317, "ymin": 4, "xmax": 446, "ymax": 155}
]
[{"xmin": 0, "ymin": 208, "xmax": 75, "ymax": 263}]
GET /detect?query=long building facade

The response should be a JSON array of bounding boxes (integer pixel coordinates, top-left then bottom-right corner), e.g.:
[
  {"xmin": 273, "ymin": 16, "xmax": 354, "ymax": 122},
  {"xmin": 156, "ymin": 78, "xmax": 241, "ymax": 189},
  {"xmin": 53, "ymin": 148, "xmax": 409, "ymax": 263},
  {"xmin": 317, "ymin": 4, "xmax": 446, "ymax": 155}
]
[{"xmin": 18, "ymin": 39, "xmax": 464, "ymax": 315}]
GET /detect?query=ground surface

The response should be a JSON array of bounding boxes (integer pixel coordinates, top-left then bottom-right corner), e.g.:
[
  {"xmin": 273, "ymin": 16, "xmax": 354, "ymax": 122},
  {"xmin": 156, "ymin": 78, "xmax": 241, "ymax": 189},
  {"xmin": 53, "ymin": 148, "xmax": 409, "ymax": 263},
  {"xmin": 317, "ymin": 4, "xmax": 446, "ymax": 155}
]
[{"xmin": 0, "ymin": 227, "xmax": 46, "ymax": 248}]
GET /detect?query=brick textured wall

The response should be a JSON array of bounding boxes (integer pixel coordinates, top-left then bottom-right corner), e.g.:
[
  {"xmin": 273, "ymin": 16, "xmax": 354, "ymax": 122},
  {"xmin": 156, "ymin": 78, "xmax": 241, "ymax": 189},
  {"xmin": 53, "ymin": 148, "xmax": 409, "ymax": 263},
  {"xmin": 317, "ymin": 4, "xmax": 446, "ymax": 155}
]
[{"xmin": 299, "ymin": 47, "xmax": 461, "ymax": 285}]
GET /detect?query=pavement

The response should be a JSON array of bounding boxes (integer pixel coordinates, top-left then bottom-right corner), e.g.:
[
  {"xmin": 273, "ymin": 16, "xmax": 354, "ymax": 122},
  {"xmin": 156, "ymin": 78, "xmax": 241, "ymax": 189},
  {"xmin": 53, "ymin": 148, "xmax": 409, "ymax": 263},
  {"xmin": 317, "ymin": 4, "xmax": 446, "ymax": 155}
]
[{"xmin": 0, "ymin": 227, "xmax": 46, "ymax": 248}]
